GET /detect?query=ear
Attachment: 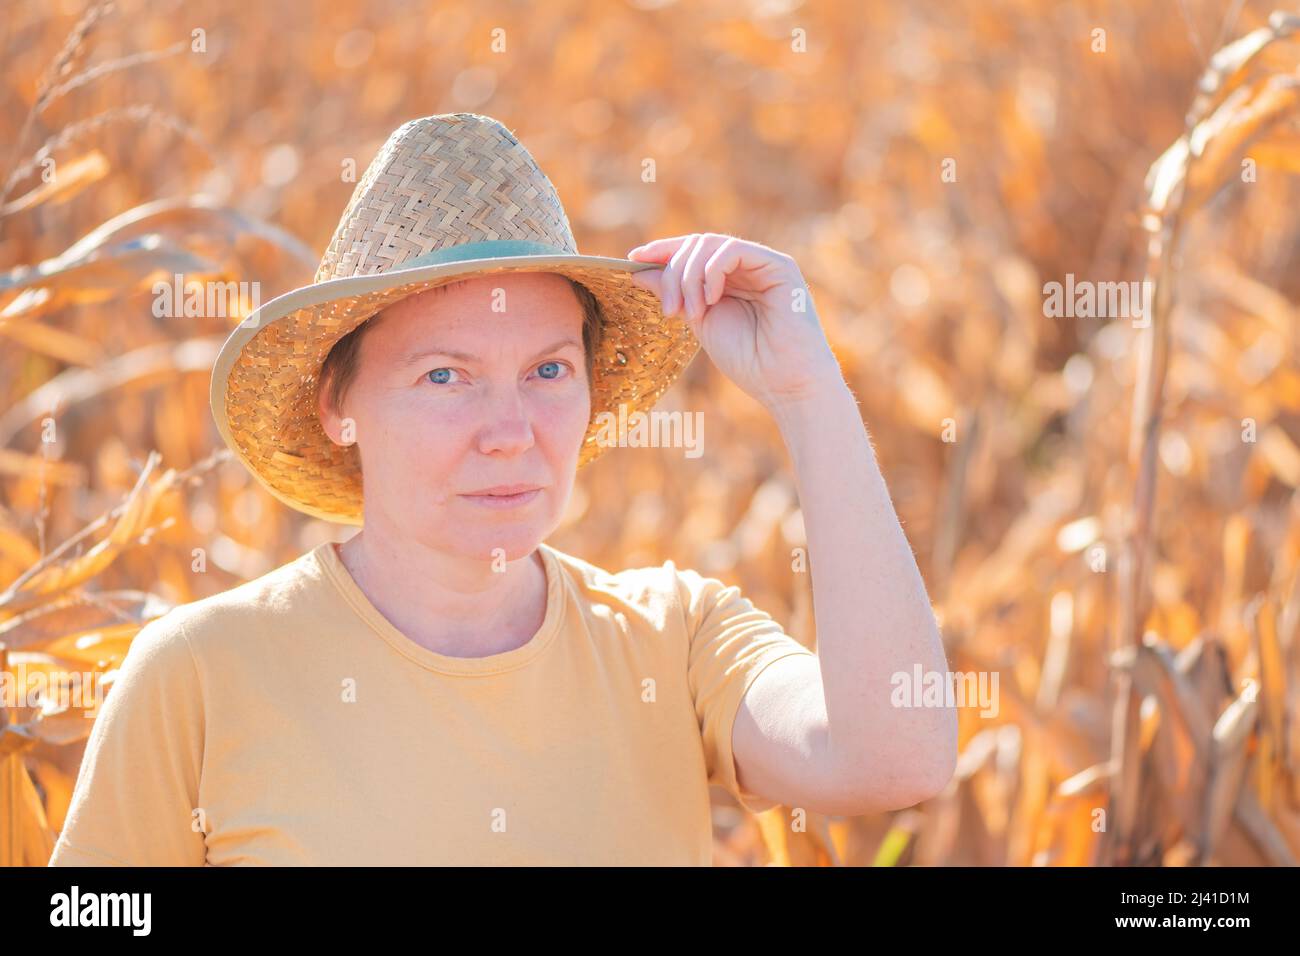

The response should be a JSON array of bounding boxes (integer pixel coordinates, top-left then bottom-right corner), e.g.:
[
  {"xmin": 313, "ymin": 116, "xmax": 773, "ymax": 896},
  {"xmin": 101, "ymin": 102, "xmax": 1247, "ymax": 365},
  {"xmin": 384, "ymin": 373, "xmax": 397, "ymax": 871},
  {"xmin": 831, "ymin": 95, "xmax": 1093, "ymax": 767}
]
[{"xmin": 316, "ymin": 373, "xmax": 350, "ymax": 447}]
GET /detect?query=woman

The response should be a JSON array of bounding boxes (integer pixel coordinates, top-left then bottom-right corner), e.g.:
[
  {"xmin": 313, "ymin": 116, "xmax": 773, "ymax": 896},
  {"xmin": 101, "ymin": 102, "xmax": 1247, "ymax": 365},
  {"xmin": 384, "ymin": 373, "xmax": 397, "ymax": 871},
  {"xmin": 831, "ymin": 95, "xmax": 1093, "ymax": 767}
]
[{"xmin": 49, "ymin": 113, "xmax": 955, "ymax": 866}]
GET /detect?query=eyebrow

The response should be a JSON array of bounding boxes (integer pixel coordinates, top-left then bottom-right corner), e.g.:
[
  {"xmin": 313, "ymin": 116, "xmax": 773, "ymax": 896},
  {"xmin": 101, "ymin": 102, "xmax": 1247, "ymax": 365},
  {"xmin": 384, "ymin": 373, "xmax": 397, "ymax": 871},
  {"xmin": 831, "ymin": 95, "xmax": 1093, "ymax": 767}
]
[{"xmin": 401, "ymin": 338, "xmax": 583, "ymax": 368}]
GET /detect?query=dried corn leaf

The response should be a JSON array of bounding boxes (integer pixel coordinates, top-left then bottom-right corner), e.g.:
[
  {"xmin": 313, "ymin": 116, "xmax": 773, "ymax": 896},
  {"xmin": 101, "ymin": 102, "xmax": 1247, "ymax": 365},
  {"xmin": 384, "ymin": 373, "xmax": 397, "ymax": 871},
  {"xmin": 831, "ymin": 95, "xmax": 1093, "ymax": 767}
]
[{"xmin": 0, "ymin": 751, "xmax": 55, "ymax": 866}]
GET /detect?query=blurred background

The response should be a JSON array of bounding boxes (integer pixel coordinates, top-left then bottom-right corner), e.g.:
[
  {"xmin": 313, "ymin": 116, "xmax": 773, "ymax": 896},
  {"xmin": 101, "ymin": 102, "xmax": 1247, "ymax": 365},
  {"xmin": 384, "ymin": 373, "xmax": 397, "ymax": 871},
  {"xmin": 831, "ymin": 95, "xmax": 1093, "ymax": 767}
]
[{"xmin": 3, "ymin": 0, "xmax": 1299, "ymax": 866}]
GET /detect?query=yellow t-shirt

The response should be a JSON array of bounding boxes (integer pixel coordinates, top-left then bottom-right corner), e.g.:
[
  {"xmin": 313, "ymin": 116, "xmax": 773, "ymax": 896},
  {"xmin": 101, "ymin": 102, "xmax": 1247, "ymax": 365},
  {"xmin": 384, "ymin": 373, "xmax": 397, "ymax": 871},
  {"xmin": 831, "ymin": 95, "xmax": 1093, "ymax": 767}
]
[{"xmin": 48, "ymin": 540, "xmax": 816, "ymax": 866}]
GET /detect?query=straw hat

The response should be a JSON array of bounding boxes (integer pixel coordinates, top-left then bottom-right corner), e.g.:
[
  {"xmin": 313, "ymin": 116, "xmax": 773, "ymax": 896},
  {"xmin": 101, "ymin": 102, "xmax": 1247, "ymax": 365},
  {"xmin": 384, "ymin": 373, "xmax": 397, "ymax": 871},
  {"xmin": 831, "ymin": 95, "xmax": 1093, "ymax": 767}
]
[{"xmin": 210, "ymin": 112, "xmax": 699, "ymax": 526}]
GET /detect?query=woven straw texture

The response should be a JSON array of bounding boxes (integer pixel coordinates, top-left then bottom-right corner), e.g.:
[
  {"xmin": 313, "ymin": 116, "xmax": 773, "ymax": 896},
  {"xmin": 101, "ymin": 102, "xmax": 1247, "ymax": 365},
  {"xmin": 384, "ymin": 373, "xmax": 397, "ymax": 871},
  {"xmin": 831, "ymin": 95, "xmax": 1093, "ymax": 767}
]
[{"xmin": 217, "ymin": 113, "xmax": 699, "ymax": 525}]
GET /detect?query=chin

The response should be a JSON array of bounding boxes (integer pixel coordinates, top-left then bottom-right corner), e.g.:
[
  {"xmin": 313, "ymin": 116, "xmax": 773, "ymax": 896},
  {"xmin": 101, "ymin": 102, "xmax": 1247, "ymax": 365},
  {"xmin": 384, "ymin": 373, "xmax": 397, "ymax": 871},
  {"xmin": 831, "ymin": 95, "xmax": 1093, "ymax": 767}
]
[{"xmin": 443, "ymin": 518, "xmax": 550, "ymax": 563}]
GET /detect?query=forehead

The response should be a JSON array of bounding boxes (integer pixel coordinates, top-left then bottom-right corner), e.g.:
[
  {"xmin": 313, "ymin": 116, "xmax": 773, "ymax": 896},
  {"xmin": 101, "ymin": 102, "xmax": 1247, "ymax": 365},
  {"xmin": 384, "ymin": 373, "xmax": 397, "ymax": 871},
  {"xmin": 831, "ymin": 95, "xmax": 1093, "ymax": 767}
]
[{"xmin": 360, "ymin": 271, "xmax": 585, "ymax": 358}]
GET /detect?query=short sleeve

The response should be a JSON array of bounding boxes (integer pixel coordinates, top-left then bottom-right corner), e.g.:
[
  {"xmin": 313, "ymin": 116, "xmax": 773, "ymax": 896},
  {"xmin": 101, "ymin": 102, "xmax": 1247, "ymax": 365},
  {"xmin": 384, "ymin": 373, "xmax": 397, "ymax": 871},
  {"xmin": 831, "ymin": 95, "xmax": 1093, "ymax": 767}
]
[
  {"xmin": 47, "ymin": 614, "xmax": 207, "ymax": 866},
  {"xmin": 674, "ymin": 565, "xmax": 817, "ymax": 814}
]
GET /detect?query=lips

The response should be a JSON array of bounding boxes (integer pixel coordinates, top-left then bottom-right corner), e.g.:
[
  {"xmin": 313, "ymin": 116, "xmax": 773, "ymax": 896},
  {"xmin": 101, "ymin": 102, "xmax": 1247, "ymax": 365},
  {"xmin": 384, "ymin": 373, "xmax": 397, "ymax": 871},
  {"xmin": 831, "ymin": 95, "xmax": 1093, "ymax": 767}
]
[
  {"xmin": 464, "ymin": 484, "xmax": 542, "ymax": 497},
  {"xmin": 459, "ymin": 485, "xmax": 542, "ymax": 509}
]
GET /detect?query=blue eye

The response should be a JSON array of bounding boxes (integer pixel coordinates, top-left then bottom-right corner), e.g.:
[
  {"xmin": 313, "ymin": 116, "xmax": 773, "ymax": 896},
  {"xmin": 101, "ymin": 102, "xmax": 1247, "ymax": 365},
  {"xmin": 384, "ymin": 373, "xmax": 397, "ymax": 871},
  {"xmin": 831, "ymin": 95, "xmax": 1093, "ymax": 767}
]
[
  {"xmin": 536, "ymin": 361, "xmax": 566, "ymax": 380},
  {"xmin": 426, "ymin": 367, "xmax": 459, "ymax": 385}
]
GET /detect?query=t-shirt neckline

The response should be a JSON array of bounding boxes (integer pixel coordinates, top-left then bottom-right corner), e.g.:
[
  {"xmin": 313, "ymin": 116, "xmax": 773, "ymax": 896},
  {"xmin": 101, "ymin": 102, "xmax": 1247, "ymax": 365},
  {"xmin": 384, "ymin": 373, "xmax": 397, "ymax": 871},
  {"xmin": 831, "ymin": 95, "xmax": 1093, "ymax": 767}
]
[{"xmin": 312, "ymin": 539, "xmax": 566, "ymax": 676}]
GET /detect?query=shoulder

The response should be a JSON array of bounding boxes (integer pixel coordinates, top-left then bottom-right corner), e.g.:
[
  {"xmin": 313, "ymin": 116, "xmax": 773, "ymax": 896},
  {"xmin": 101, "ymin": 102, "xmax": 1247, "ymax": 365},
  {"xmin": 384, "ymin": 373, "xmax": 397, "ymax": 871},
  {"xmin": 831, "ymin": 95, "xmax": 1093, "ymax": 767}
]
[
  {"xmin": 540, "ymin": 542, "xmax": 721, "ymax": 630},
  {"xmin": 135, "ymin": 544, "xmax": 328, "ymax": 659}
]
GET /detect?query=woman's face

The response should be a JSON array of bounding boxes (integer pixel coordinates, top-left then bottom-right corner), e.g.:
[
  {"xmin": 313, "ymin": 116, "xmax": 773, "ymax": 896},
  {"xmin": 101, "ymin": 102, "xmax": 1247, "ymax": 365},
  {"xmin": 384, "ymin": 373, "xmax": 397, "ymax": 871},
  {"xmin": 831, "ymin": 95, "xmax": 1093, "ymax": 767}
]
[{"xmin": 318, "ymin": 272, "xmax": 592, "ymax": 561}]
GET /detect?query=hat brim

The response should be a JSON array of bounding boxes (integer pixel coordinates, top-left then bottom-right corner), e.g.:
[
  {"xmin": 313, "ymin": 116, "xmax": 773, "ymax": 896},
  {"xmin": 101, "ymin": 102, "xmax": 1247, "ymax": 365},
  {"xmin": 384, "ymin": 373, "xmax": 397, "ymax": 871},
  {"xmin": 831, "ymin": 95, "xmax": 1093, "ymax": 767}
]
[{"xmin": 210, "ymin": 253, "xmax": 699, "ymax": 526}]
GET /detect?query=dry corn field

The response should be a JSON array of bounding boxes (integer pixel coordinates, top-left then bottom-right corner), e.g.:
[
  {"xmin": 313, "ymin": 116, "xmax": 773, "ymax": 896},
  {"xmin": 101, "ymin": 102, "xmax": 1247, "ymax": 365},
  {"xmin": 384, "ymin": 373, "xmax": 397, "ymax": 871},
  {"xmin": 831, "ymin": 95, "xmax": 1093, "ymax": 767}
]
[{"xmin": 3, "ymin": 0, "xmax": 1300, "ymax": 868}]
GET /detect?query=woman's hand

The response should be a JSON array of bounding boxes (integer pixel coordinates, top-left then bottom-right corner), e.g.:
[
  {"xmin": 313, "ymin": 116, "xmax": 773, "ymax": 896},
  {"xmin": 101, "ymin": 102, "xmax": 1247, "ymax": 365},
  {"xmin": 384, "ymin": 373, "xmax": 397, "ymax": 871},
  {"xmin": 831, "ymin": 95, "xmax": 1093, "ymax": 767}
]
[{"xmin": 626, "ymin": 233, "xmax": 842, "ymax": 412}]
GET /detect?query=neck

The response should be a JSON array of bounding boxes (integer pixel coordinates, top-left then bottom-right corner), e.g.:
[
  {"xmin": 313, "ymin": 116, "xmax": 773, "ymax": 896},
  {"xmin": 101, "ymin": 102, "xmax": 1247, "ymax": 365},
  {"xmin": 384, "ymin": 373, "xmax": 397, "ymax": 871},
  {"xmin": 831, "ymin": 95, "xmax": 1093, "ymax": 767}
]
[{"xmin": 334, "ymin": 529, "xmax": 547, "ymax": 658}]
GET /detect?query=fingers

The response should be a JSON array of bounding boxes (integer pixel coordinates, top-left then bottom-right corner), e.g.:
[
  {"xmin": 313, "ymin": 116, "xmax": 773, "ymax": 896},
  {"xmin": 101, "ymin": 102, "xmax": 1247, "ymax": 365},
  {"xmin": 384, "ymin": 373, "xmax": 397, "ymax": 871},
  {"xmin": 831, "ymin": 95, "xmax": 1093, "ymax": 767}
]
[
  {"xmin": 629, "ymin": 236, "xmax": 697, "ymax": 320},
  {"xmin": 655, "ymin": 233, "xmax": 726, "ymax": 321},
  {"xmin": 699, "ymin": 237, "xmax": 746, "ymax": 313},
  {"xmin": 663, "ymin": 235, "xmax": 703, "ymax": 320},
  {"xmin": 628, "ymin": 232, "xmax": 783, "ymax": 323},
  {"xmin": 627, "ymin": 267, "xmax": 663, "ymax": 302},
  {"xmin": 626, "ymin": 236, "xmax": 695, "ymax": 263},
  {"xmin": 679, "ymin": 234, "xmax": 730, "ymax": 323}
]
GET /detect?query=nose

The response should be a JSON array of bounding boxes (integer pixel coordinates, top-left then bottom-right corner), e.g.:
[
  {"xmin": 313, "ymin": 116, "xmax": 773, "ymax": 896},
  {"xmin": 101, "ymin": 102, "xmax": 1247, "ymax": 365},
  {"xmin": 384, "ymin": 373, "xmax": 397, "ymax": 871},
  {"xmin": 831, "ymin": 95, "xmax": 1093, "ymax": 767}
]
[{"xmin": 476, "ymin": 382, "xmax": 536, "ymax": 457}]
